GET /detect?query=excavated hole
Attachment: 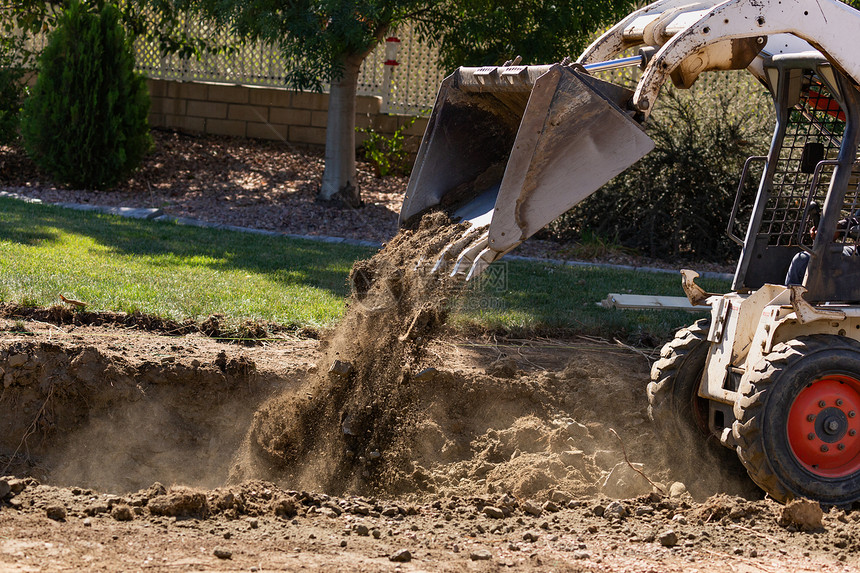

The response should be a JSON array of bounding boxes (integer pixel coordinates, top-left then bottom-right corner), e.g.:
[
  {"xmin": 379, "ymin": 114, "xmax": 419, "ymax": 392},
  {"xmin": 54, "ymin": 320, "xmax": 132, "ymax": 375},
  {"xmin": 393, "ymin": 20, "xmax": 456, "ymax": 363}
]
[
  {"xmin": 0, "ymin": 212, "xmax": 762, "ymax": 502},
  {"xmin": 0, "ymin": 340, "xmax": 270, "ymax": 492}
]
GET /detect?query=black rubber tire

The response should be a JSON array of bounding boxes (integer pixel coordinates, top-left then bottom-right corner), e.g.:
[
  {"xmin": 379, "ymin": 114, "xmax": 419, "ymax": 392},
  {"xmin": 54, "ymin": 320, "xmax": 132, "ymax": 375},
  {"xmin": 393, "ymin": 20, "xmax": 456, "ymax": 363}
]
[
  {"xmin": 649, "ymin": 319, "xmax": 757, "ymax": 498},
  {"xmin": 733, "ymin": 335, "xmax": 860, "ymax": 505},
  {"xmin": 648, "ymin": 319, "xmax": 712, "ymax": 441}
]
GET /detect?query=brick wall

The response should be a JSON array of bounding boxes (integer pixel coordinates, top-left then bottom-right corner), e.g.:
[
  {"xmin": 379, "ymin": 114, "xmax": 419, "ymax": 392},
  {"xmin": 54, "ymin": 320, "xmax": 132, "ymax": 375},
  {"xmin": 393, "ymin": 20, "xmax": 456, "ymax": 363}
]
[{"xmin": 147, "ymin": 79, "xmax": 427, "ymax": 150}]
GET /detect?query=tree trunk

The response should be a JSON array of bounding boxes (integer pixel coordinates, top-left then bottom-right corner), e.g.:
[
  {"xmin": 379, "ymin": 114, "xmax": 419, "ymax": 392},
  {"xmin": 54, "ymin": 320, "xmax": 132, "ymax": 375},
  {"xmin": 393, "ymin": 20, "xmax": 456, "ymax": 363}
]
[{"xmin": 318, "ymin": 54, "xmax": 364, "ymax": 208}]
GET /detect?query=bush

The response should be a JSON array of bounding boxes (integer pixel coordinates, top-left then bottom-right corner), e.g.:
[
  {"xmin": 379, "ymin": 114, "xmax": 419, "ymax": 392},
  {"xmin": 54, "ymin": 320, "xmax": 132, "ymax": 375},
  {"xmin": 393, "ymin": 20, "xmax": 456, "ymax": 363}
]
[
  {"xmin": 541, "ymin": 72, "xmax": 774, "ymax": 262},
  {"xmin": 358, "ymin": 116, "xmax": 419, "ymax": 177},
  {"xmin": 0, "ymin": 30, "xmax": 29, "ymax": 145},
  {"xmin": 0, "ymin": 66, "xmax": 25, "ymax": 146},
  {"xmin": 21, "ymin": 0, "xmax": 151, "ymax": 190}
]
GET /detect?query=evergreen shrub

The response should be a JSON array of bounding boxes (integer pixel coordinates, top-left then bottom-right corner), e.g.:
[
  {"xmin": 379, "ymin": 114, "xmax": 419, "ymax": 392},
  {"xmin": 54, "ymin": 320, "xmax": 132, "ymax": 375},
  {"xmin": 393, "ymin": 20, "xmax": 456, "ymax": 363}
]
[
  {"xmin": 0, "ymin": 67, "xmax": 25, "ymax": 145},
  {"xmin": 540, "ymin": 72, "xmax": 774, "ymax": 263},
  {"xmin": 21, "ymin": 0, "xmax": 151, "ymax": 189}
]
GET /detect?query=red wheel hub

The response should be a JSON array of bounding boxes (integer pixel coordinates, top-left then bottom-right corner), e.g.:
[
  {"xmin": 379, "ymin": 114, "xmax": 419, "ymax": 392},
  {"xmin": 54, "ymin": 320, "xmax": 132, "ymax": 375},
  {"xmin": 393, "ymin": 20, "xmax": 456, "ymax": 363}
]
[{"xmin": 787, "ymin": 375, "xmax": 860, "ymax": 478}]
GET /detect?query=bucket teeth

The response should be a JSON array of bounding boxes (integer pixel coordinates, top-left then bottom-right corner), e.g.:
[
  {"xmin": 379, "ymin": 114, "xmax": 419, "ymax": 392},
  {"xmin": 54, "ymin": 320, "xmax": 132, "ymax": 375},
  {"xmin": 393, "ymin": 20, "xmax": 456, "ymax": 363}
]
[
  {"xmin": 429, "ymin": 225, "xmax": 487, "ymax": 275},
  {"xmin": 465, "ymin": 247, "xmax": 495, "ymax": 281},
  {"xmin": 450, "ymin": 231, "xmax": 490, "ymax": 277}
]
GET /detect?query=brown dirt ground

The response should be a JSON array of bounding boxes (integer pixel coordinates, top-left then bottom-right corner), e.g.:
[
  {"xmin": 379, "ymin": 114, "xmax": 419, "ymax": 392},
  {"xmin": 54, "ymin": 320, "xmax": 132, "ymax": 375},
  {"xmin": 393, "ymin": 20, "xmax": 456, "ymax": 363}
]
[
  {"xmin": 0, "ymin": 132, "xmax": 846, "ymax": 571},
  {"xmin": 1, "ymin": 316, "xmax": 858, "ymax": 572}
]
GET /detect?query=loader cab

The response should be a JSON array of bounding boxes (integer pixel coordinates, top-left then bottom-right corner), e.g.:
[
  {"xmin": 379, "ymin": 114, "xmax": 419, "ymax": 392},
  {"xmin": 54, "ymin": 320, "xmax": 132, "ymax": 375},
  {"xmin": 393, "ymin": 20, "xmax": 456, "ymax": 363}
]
[{"xmin": 730, "ymin": 52, "xmax": 860, "ymax": 303}]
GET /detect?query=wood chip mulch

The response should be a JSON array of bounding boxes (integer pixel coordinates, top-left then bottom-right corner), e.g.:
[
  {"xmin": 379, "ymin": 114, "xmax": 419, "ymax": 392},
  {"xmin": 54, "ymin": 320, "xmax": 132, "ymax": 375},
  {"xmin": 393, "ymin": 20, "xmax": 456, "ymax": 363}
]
[
  {"xmin": 0, "ymin": 129, "xmax": 733, "ymax": 274},
  {"xmin": 0, "ymin": 129, "xmax": 404, "ymax": 245}
]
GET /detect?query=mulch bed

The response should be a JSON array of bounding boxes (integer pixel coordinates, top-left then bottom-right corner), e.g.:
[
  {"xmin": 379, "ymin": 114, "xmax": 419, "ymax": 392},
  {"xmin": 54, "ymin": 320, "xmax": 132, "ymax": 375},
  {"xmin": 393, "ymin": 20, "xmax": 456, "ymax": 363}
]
[
  {"xmin": 0, "ymin": 128, "xmax": 733, "ymax": 273},
  {"xmin": 0, "ymin": 129, "xmax": 404, "ymax": 245}
]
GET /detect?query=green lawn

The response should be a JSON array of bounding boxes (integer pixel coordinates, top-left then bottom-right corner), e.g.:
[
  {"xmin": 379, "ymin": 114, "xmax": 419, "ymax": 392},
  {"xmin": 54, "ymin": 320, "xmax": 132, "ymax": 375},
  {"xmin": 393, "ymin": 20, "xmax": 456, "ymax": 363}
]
[
  {"xmin": 0, "ymin": 196, "xmax": 731, "ymax": 342},
  {"xmin": 452, "ymin": 260, "xmax": 729, "ymax": 343},
  {"xmin": 0, "ymin": 197, "xmax": 370, "ymax": 328}
]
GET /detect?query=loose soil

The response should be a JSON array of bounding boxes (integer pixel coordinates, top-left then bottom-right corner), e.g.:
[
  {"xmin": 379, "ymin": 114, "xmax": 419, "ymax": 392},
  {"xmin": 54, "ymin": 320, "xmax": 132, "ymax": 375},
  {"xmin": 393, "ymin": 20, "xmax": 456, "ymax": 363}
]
[
  {"xmin": 2, "ymin": 209, "xmax": 859, "ymax": 573},
  {"xmin": 1, "ymin": 319, "xmax": 857, "ymax": 571},
  {"xmin": 0, "ymin": 134, "xmax": 845, "ymax": 571}
]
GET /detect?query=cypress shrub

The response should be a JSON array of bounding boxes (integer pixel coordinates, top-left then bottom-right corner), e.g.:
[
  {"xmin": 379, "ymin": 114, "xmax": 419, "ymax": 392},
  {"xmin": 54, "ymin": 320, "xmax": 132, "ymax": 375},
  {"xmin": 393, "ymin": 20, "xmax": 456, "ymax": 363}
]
[
  {"xmin": 0, "ymin": 33, "xmax": 27, "ymax": 145},
  {"xmin": 0, "ymin": 66, "xmax": 25, "ymax": 145},
  {"xmin": 21, "ymin": 0, "xmax": 151, "ymax": 190}
]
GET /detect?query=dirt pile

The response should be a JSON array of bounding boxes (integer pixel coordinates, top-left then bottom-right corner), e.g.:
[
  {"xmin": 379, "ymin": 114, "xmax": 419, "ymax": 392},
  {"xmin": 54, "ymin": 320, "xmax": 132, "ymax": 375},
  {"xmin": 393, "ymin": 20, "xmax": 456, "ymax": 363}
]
[
  {"xmin": 231, "ymin": 212, "xmax": 470, "ymax": 492},
  {"xmin": 226, "ymin": 212, "xmax": 754, "ymax": 501},
  {"xmin": 0, "ymin": 216, "xmax": 756, "ymax": 505},
  {"xmin": 4, "ymin": 473, "xmax": 860, "ymax": 571},
  {"xmin": 3, "ymin": 319, "xmax": 854, "ymax": 570}
]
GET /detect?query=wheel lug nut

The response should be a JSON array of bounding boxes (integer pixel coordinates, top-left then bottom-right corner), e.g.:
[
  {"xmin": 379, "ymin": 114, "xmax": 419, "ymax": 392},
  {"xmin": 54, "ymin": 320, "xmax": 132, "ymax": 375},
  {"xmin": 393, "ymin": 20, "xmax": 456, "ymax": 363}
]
[
  {"xmin": 850, "ymin": 411, "xmax": 856, "ymax": 418},
  {"xmin": 819, "ymin": 400, "xmax": 827, "ymax": 408},
  {"xmin": 837, "ymin": 399, "xmax": 844, "ymax": 406},
  {"xmin": 839, "ymin": 443, "xmax": 846, "ymax": 451},
  {"xmin": 807, "ymin": 414, "xmax": 815, "ymax": 422},
  {"xmin": 851, "ymin": 429, "xmax": 857, "ymax": 437},
  {"xmin": 808, "ymin": 433, "xmax": 816, "ymax": 440},
  {"xmin": 821, "ymin": 445, "xmax": 830, "ymax": 452}
]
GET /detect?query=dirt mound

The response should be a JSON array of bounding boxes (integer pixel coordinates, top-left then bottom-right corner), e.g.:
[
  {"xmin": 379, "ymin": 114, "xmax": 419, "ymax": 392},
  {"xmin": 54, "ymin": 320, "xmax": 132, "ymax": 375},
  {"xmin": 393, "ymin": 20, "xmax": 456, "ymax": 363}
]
[
  {"xmin": 0, "ymin": 216, "xmax": 757, "ymax": 506},
  {"xmin": 226, "ymin": 213, "xmax": 754, "ymax": 502},
  {"xmin": 0, "ymin": 303, "xmax": 297, "ymax": 342},
  {"xmin": 0, "ymin": 303, "xmax": 199, "ymax": 334},
  {"xmin": 231, "ymin": 212, "xmax": 469, "ymax": 492}
]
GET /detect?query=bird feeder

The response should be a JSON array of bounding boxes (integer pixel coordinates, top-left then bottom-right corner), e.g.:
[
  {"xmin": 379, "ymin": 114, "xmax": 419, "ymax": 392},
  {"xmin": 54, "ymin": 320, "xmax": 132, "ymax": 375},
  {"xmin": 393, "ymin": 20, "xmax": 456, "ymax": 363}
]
[{"xmin": 384, "ymin": 37, "xmax": 401, "ymax": 66}]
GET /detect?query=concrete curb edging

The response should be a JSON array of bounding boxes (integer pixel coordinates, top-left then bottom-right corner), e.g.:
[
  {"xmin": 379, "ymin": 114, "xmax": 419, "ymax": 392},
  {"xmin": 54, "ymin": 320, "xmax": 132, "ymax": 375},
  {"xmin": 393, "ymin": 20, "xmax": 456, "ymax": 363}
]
[{"xmin": 0, "ymin": 190, "xmax": 734, "ymax": 281}]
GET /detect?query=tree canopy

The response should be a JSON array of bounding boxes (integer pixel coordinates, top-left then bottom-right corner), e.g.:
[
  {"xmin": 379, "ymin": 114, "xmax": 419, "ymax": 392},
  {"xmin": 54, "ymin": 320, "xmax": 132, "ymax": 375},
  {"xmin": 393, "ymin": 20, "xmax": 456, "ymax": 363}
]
[
  {"xmin": 186, "ymin": 0, "xmax": 437, "ymax": 91},
  {"xmin": 185, "ymin": 0, "xmax": 636, "ymax": 205},
  {"xmin": 421, "ymin": 0, "xmax": 635, "ymax": 71}
]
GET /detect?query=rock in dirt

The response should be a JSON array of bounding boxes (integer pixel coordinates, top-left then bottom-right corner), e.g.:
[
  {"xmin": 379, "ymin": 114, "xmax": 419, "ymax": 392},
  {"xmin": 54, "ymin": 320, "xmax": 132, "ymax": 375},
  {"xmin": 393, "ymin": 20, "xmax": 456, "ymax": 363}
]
[
  {"xmin": 482, "ymin": 506, "xmax": 506, "ymax": 519},
  {"xmin": 470, "ymin": 549, "xmax": 493, "ymax": 561},
  {"xmin": 521, "ymin": 500, "xmax": 542, "ymax": 517},
  {"xmin": 148, "ymin": 482, "xmax": 167, "ymax": 497},
  {"xmin": 148, "ymin": 488, "xmax": 209, "ymax": 518},
  {"xmin": 111, "ymin": 505, "xmax": 134, "ymax": 521},
  {"xmin": 669, "ymin": 481, "xmax": 688, "ymax": 498},
  {"xmin": 389, "ymin": 549, "xmax": 412, "ymax": 563},
  {"xmin": 601, "ymin": 462, "xmax": 653, "ymax": 499},
  {"xmin": 213, "ymin": 548, "xmax": 232, "ymax": 559},
  {"xmin": 658, "ymin": 530, "xmax": 678, "ymax": 547},
  {"xmin": 328, "ymin": 360, "xmax": 353, "ymax": 378},
  {"xmin": 381, "ymin": 505, "xmax": 399, "ymax": 517},
  {"xmin": 412, "ymin": 367, "xmax": 437, "ymax": 382},
  {"xmin": 604, "ymin": 501, "xmax": 628, "ymax": 520},
  {"xmin": 0, "ymin": 478, "xmax": 10, "ymax": 499},
  {"xmin": 8, "ymin": 478, "xmax": 27, "ymax": 494},
  {"xmin": 271, "ymin": 497, "xmax": 298, "ymax": 518},
  {"xmin": 635, "ymin": 505, "xmax": 655, "ymax": 516},
  {"xmin": 45, "ymin": 505, "xmax": 66, "ymax": 521},
  {"xmin": 778, "ymin": 499, "xmax": 823, "ymax": 531}
]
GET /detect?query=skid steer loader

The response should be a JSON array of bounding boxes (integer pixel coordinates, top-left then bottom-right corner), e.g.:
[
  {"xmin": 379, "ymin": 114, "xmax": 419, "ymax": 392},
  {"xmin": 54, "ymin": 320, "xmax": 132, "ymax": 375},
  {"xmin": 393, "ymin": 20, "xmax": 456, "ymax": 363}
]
[{"xmin": 399, "ymin": 0, "xmax": 860, "ymax": 505}]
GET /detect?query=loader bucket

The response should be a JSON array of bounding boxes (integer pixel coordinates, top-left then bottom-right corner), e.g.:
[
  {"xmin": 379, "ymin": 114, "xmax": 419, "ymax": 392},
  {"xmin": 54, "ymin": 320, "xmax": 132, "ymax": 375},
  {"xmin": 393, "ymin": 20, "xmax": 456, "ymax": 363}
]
[{"xmin": 399, "ymin": 64, "xmax": 655, "ymax": 278}]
